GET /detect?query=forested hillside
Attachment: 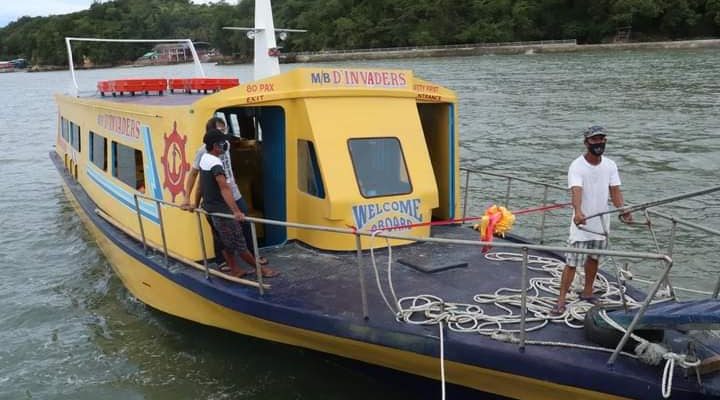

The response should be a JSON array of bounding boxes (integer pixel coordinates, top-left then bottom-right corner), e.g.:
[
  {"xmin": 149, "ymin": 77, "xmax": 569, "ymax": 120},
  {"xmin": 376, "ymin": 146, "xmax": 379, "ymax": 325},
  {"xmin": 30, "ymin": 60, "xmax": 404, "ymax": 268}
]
[{"xmin": 1, "ymin": 0, "xmax": 719, "ymax": 66}]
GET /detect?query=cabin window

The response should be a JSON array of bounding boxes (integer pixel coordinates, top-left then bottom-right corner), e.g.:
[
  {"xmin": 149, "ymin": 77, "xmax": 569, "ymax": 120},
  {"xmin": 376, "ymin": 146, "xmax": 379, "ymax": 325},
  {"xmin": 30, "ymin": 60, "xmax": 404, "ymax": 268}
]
[
  {"xmin": 89, "ymin": 132, "xmax": 107, "ymax": 171},
  {"xmin": 69, "ymin": 121, "xmax": 81, "ymax": 152},
  {"xmin": 228, "ymin": 114, "xmax": 240, "ymax": 136},
  {"xmin": 297, "ymin": 140, "xmax": 325, "ymax": 198},
  {"xmin": 112, "ymin": 141, "xmax": 145, "ymax": 192},
  {"xmin": 348, "ymin": 138, "xmax": 411, "ymax": 198},
  {"xmin": 216, "ymin": 108, "xmax": 263, "ymax": 141},
  {"xmin": 60, "ymin": 117, "xmax": 69, "ymax": 142}
]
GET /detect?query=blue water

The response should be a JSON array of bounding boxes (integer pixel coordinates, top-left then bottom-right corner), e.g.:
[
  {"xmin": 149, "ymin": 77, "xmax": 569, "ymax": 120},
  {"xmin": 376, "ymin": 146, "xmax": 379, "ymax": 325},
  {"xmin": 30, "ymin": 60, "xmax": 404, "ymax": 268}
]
[{"xmin": 0, "ymin": 49, "xmax": 718, "ymax": 399}]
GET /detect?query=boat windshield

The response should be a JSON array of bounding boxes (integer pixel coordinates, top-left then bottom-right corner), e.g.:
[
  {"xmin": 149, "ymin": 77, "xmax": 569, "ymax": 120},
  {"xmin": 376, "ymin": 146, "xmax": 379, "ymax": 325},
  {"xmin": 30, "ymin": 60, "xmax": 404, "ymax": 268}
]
[{"xmin": 348, "ymin": 138, "xmax": 411, "ymax": 198}]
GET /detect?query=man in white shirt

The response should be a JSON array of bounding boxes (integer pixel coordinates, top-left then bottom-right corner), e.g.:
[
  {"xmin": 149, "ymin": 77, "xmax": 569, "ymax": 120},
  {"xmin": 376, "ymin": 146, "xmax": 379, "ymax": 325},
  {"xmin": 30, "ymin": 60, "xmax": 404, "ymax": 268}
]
[{"xmin": 552, "ymin": 126, "xmax": 632, "ymax": 315}]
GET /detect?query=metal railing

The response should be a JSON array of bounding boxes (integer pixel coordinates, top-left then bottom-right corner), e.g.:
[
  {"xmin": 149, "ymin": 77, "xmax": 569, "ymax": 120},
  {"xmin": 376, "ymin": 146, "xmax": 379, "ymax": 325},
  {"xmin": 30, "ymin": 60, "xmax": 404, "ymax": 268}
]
[
  {"xmin": 130, "ymin": 193, "xmax": 367, "ymax": 305},
  {"xmin": 461, "ymin": 167, "xmax": 720, "ymax": 245},
  {"xmin": 461, "ymin": 168, "xmax": 566, "ymax": 244},
  {"xmin": 460, "ymin": 167, "xmax": 720, "ymax": 297},
  {"xmin": 119, "ymin": 191, "xmax": 690, "ymax": 365},
  {"xmin": 285, "ymin": 39, "xmax": 578, "ymax": 57}
]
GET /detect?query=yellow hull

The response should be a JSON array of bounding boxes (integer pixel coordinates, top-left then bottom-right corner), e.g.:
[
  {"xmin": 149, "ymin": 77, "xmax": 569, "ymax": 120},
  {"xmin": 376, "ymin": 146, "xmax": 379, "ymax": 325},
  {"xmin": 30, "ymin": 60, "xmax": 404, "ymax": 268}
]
[{"xmin": 62, "ymin": 180, "xmax": 626, "ymax": 400}]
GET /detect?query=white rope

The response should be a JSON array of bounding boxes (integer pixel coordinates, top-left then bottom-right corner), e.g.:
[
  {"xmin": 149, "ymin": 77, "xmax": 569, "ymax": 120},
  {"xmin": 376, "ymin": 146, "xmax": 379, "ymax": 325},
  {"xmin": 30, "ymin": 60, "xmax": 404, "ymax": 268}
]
[
  {"xmin": 661, "ymin": 352, "xmax": 701, "ymax": 399},
  {"xmin": 439, "ymin": 321, "xmax": 446, "ymax": 400},
  {"xmin": 365, "ymin": 245, "xmax": 702, "ymax": 398},
  {"xmin": 366, "ymin": 244, "xmax": 648, "ymax": 337},
  {"xmin": 394, "ymin": 251, "xmax": 643, "ymax": 335},
  {"xmin": 368, "ymin": 230, "xmax": 400, "ymax": 315},
  {"xmin": 662, "ymin": 353, "xmax": 675, "ymax": 399}
]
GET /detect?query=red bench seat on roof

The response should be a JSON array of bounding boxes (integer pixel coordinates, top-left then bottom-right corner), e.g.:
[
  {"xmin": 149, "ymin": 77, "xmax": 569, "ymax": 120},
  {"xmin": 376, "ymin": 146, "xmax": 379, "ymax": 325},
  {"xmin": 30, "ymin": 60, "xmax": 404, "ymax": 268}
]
[
  {"xmin": 98, "ymin": 79, "xmax": 168, "ymax": 96},
  {"xmin": 168, "ymin": 78, "xmax": 240, "ymax": 94}
]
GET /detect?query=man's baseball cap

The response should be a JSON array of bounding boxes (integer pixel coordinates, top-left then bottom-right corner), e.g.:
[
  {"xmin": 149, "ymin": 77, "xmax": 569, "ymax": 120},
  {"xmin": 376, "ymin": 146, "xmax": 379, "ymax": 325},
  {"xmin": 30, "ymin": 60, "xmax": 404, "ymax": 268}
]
[
  {"xmin": 583, "ymin": 125, "xmax": 607, "ymax": 138},
  {"xmin": 203, "ymin": 129, "xmax": 234, "ymax": 146}
]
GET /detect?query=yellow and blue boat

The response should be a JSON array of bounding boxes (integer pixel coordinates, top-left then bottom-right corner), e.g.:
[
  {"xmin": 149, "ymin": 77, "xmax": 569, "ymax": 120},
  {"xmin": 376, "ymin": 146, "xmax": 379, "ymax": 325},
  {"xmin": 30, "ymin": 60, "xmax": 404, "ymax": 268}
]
[{"xmin": 51, "ymin": 1, "xmax": 720, "ymax": 398}]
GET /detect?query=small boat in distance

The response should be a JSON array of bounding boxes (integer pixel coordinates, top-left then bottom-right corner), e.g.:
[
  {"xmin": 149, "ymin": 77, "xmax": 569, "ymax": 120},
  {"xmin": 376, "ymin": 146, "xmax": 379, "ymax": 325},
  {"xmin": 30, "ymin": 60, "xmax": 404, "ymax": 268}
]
[
  {"xmin": 50, "ymin": 0, "xmax": 720, "ymax": 398},
  {"xmin": 0, "ymin": 61, "xmax": 16, "ymax": 73}
]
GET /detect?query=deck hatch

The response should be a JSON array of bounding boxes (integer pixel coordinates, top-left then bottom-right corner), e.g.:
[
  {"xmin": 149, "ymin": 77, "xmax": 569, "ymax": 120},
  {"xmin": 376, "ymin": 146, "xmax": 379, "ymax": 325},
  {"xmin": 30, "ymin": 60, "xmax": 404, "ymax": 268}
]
[{"xmin": 397, "ymin": 257, "xmax": 468, "ymax": 273}]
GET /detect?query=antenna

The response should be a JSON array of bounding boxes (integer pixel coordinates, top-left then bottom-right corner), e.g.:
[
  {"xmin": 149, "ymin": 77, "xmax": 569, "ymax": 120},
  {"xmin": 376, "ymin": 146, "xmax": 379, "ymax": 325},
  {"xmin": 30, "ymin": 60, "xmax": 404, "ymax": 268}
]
[
  {"xmin": 223, "ymin": 0, "xmax": 305, "ymax": 81},
  {"xmin": 64, "ymin": 37, "xmax": 205, "ymax": 96}
]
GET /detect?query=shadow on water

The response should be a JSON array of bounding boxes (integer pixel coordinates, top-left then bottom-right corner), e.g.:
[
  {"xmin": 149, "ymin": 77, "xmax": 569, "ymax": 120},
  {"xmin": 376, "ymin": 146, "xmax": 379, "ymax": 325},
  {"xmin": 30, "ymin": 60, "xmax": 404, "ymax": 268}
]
[
  {"xmin": 84, "ymin": 284, "xmax": 506, "ymax": 400},
  {"xmin": 1, "ymin": 183, "xmax": 503, "ymax": 400},
  {"xmin": 47, "ymin": 184, "xmax": 478, "ymax": 400}
]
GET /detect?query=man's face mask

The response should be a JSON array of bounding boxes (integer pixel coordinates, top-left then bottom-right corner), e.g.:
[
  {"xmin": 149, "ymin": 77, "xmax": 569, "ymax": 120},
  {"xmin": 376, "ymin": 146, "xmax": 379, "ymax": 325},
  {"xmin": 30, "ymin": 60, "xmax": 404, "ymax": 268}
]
[{"xmin": 586, "ymin": 138, "xmax": 606, "ymax": 156}]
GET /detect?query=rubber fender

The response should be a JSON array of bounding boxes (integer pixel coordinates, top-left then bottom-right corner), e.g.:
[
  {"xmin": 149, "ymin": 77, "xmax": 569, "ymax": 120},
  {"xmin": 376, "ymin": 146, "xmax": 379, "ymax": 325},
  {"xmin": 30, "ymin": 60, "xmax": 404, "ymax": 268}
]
[{"xmin": 584, "ymin": 305, "xmax": 665, "ymax": 352}]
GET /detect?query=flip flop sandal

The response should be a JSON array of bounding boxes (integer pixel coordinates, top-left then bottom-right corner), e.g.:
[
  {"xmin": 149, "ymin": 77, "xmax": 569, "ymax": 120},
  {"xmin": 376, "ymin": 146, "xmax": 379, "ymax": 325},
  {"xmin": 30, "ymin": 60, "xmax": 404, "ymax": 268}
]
[
  {"xmin": 261, "ymin": 268, "xmax": 279, "ymax": 278},
  {"xmin": 249, "ymin": 267, "xmax": 280, "ymax": 278},
  {"xmin": 579, "ymin": 295, "xmax": 601, "ymax": 305},
  {"xmin": 217, "ymin": 262, "xmax": 232, "ymax": 273},
  {"xmin": 257, "ymin": 256, "xmax": 269, "ymax": 266},
  {"xmin": 230, "ymin": 269, "xmax": 251, "ymax": 278},
  {"xmin": 550, "ymin": 303, "xmax": 566, "ymax": 316}
]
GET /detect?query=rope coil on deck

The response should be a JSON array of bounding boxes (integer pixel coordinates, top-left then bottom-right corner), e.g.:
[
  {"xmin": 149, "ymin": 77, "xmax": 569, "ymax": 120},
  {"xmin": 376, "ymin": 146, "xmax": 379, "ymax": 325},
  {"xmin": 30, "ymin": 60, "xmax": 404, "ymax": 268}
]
[{"xmin": 366, "ymin": 234, "xmax": 701, "ymax": 399}]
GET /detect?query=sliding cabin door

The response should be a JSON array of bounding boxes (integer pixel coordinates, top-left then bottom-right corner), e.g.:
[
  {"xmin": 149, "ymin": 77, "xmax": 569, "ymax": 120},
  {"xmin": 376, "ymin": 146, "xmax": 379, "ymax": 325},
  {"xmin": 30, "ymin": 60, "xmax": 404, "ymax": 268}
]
[
  {"xmin": 418, "ymin": 103, "xmax": 455, "ymax": 220},
  {"xmin": 217, "ymin": 106, "xmax": 287, "ymax": 247},
  {"xmin": 257, "ymin": 107, "xmax": 286, "ymax": 246}
]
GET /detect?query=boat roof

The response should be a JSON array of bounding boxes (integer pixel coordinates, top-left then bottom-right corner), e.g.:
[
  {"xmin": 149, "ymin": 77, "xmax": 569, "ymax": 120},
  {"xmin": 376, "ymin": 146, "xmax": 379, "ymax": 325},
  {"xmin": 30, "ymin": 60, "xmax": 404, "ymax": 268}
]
[
  {"xmin": 74, "ymin": 67, "xmax": 457, "ymax": 110},
  {"xmin": 92, "ymin": 92, "xmax": 205, "ymax": 106}
]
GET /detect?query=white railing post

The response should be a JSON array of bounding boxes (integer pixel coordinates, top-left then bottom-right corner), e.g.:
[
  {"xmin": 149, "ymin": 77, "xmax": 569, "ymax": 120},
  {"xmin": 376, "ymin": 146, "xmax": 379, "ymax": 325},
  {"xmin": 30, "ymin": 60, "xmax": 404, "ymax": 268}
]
[{"xmin": 196, "ymin": 212, "xmax": 210, "ymax": 279}]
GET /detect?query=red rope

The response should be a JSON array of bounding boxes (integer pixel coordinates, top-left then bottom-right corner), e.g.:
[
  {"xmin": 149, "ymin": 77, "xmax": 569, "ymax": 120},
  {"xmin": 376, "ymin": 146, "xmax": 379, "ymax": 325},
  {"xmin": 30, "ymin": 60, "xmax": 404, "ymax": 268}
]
[{"xmin": 356, "ymin": 202, "xmax": 570, "ymax": 232}]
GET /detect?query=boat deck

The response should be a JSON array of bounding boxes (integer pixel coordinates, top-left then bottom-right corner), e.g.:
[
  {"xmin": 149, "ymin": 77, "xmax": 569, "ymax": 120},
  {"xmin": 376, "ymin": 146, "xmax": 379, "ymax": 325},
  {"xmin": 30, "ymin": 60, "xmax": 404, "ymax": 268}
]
[{"xmin": 188, "ymin": 225, "xmax": 720, "ymax": 399}]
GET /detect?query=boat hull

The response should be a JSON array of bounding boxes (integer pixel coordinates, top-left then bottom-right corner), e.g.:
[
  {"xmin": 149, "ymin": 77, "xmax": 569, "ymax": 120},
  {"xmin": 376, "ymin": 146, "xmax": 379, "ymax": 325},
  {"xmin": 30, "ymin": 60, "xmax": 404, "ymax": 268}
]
[{"xmin": 55, "ymin": 152, "xmax": 685, "ymax": 400}]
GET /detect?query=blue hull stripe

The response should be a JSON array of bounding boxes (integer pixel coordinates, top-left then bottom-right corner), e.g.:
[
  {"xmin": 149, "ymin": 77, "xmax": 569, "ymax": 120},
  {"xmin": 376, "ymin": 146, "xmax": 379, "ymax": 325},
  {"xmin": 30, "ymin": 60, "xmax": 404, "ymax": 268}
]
[
  {"xmin": 141, "ymin": 126, "xmax": 164, "ymax": 200},
  {"xmin": 86, "ymin": 166, "xmax": 160, "ymax": 224}
]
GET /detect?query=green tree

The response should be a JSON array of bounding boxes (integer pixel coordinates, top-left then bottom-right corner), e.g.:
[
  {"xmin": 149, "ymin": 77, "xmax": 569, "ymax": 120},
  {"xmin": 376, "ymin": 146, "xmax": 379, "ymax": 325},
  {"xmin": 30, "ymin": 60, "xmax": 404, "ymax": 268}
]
[{"xmin": 1, "ymin": 0, "xmax": 719, "ymax": 65}]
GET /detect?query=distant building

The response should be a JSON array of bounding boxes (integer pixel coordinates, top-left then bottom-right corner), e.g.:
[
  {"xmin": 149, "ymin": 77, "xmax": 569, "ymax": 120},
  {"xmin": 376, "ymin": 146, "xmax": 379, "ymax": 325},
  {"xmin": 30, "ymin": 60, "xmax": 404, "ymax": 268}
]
[
  {"xmin": 134, "ymin": 42, "xmax": 214, "ymax": 65},
  {"xmin": 10, "ymin": 59, "xmax": 27, "ymax": 68}
]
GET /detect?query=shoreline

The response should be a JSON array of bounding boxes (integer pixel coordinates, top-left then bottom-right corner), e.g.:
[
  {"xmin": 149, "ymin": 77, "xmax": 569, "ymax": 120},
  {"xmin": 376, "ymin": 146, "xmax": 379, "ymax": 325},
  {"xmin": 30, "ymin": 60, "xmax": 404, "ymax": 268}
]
[
  {"xmin": 282, "ymin": 38, "xmax": 720, "ymax": 63},
  {"xmin": 18, "ymin": 39, "xmax": 720, "ymax": 71}
]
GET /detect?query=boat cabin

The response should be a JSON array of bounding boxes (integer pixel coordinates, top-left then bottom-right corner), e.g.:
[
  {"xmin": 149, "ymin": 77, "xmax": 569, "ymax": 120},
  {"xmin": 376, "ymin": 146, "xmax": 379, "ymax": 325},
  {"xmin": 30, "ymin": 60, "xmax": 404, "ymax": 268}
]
[{"xmin": 55, "ymin": 68, "xmax": 458, "ymax": 262}]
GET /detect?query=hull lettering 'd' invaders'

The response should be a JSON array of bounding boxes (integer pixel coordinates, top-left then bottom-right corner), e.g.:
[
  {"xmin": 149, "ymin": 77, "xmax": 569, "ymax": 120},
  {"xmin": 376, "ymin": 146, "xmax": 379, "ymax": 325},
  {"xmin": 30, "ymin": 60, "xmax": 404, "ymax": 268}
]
[{"xmin": 310, "ymin": 69, "xmax": 408, "ymax": 88}]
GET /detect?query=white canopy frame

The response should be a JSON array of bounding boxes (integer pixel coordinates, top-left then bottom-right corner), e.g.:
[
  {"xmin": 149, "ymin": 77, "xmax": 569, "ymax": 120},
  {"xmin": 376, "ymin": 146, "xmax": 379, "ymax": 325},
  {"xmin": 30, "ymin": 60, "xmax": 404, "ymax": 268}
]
[{"xmin": 65, "ymin": 37, "xmax": 206, "ymax": 96}]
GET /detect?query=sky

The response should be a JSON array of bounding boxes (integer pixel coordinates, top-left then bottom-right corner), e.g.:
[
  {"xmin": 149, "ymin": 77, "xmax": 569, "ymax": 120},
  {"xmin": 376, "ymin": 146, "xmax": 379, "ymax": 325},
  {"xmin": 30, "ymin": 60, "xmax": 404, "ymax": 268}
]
[{"xmin": 0, "ymin": 0, "xmax": 236, "ymax": 28}]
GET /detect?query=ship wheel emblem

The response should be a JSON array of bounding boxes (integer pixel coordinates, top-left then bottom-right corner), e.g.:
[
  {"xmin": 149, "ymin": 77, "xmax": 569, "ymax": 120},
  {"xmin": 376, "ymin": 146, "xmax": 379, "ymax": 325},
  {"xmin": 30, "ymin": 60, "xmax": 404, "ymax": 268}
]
[{"xmin": 160, "ymin": 122, "xmax": 190, "ymax": 202}]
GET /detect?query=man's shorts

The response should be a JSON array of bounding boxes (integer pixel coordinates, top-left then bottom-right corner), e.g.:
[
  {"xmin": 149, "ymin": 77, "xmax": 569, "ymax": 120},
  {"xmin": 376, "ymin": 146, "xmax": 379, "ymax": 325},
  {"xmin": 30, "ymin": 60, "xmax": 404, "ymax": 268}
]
[
  {"xmin": 565, "ymin": 240, "xmax": 607, "ymax": 268},
  {"xmin": 211, "ymin": 216, "xmax": 248, "ymax": 253}
]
